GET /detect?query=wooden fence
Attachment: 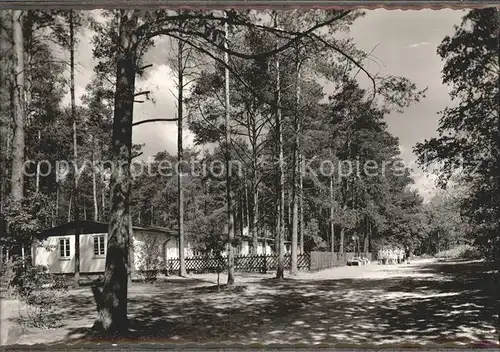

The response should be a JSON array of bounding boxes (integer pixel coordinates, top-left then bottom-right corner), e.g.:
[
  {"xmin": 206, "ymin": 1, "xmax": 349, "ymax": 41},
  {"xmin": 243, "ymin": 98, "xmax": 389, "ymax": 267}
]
[
  {"xmin": 166, "ymin": 253, "xmax": 311, "ymax": 274},
  {"xmin": 310, "ymin": 252, "xmax": 373, "ymax": 271},
  {"xmin": 164, "ymin": 252, "xmax": 373, "ymax": 274}
]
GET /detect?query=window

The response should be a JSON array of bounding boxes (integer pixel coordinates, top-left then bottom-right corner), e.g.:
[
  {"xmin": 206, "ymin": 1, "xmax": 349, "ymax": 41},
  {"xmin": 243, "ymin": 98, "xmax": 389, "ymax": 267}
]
[
  {"xmin": 59, "ymin": 238, "xmax": 70, "ymax": 259},
  {"xmin": 94, "ymin": 235, "xmax": 105, "ymax": 256}
]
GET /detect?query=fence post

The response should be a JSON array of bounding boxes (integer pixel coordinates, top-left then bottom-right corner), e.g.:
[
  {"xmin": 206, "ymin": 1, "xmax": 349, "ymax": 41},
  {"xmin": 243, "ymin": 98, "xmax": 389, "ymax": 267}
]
[{"xmin": 263, "ymin": 253, "xmax": 267, "ymax": 274}]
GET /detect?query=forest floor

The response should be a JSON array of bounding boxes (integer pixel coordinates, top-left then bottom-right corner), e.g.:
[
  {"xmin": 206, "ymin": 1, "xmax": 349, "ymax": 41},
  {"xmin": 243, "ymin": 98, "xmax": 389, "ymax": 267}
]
[{"xmin": 2, "ymin": 258, "xmax": 499, "ymax": 347}]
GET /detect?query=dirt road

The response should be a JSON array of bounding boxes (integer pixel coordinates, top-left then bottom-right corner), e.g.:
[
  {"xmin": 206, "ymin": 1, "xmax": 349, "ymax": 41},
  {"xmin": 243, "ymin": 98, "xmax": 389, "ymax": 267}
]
[{"xmin": 6, "ymin": 258, "xmax": 500, "ymax": 347}]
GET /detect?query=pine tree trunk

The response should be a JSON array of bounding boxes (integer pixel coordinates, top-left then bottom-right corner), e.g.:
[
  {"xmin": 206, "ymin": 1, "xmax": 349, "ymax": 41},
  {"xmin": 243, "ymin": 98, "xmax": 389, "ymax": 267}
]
[
  {"xmin": 290, "ymin": 50, "xmax": 301, "ymax": 275},
  {"xmin": 203, "ymin": 179, "xmax": 208, "ymax": 217},
  {"xmin": 55, "ymin": 185, "xmax": 59, "ymax": 226},
  {"xmin": 224, "ymin": 15, "xmax": 235, "ymax": 286},
  {"xmin": 244, "ymin": 171, "xmax": 250, "ymax": 230},
  {"xmin": 363, "ymin": 218, "xmax": 370, "ymax": 255},
  {"xmin": 69, "ymin": 10, "xmax": 80, "ymax": 286},
  {"xmin": 101, "ymin": 181, "xmax": 106, "ymax": 221},
  {"xmin": 67, "ymin": 192, "xmax": 72, "ymax": 222},
  {"xmin": 92, "ymin": 137, "xmax": 99, "ymax": 221},
  {"xmin": 250, "ymin": 118, "xmax": 259, "ymax": 254},
  {"xmin": 239, "ymin": 194, "xmax": 244, "ymax": 238},
  {"xmin": 330, "ymin": 176, "xmax": 335, "ymax": 253},
  {"xmin": 24, "ymin": 11, "xmax": 33, "ymax": 127},
  {"xmin": 10, "ymin": 10, "xmax": 25, "ymax": 202},
  {"xmin": 252, "ymin": 182, "xmax": 259, "ymax": 255},
  {"xmin": 93, "ymin": 10, "xmax": 137, "ymax": 335},
  {"xmin": 35, "ymin": 162, "xmax": 40, "ymax": 193},
  {"xmin": 0, "ymin": 11, "xmax": 9, "ymax": 233},
  {"xmin": 299, "ymin": 154, "xmax": 304, "ymax": 255},
  {"xmin": 275, "ymin": 15, "xmax": 285, "ymax": 279},
  {"xmin": 340, "ymin": 226, "xmax": 345, "ymax": 254},
  {"xmin": 339, "ymin": 174, "xmax": 349, "ymax": 254},
  {"xmin": 177, "ymin": 37, "xmax": 187, "ymax": 277}
]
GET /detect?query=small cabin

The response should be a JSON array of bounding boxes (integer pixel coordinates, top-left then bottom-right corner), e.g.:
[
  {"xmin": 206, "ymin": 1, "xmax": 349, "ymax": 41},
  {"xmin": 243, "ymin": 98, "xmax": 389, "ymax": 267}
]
[
  {"xmin": 236, "ymin": 235, "xmax": 289, "ymax": 256},
  {"xmin": 32, "ymin": 220, "xmax": 187, "ymax": 275}
]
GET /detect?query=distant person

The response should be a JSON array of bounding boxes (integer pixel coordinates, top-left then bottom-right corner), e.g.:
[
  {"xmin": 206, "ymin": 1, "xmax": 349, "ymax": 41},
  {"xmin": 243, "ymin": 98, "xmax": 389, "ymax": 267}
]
[{"xmin": 405, "ymin": 245, "xmax": 411, "ymax": 264}]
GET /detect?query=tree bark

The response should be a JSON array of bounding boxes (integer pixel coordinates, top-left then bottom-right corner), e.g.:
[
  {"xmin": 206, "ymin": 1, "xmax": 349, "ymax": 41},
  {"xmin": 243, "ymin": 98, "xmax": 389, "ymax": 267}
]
[
  {"xmin": 0, "ymin": 11, "xmax": 10, "ymax": 222},
  {"xmin": 10, "ymin": 10, "xmax": 25, "ymax": 202},
  {"xmin": 363, "ymin": 218, "xmax": 370, "ymax": 255},
  {"xmin": 176, "ymin": 36, "xmax": 187, "ymax": 277},
  {"xmin": 340, "ymin": 224, "xmax": 345, "ymax": 253},
  {"xmin": 339, "ymin": 174, "xmax": 349, "ymax": 254},
  {"xmin": 239, "ymin": 193, "xmax": 244, "ymax": 238},
  {"xmin": 67, "ymin": 192, "xmax": 72, "ymax": 222},
  {"xmin": 330, "ymin": 176, "xmax": 335, "ymax": 253},
  {"xmin": 299, "ymin": 154, "xmax": 304, "ymax": 255},
  {"xmin": 55, "ymin": 185, "xmax": 59, "ymax": 226},
  {"xmin": 101, "ymin": 178, "xmax": 106, "ymax": 221},
  {"xmin": 244, "ymin": 171, "xmax": 250, "ymax": 230},
  {"xmin": 94, "ymin": 10, "xmax": 137, "ymax": 335},
  {"xmin": 224, "ymin": 14, "xmax": 235, "ymax": 285},
  {"xmin": 290, "ymin": 50, "xmax": 301, "ymax": 275},
  {"xmin": 35, "ymin": 162, "xmax": 40, "ymax": 193},
  {"xmin": 249, "ymin": 113, "xmax": 259, "ymax": 255},
  {"xmin": 69, "ymin": 10, "xmax": 81, "ymax": 286},
  {"xmin": 92, "ymin": 136, "xmax": 99, "ymax": 221},
  {"xmin": 252, "ymin": 181, "xmax": 259, "ymax": 255},
  {"xmin": 275, "ymin": 15, "xmax": 285, "ymax": 279}
]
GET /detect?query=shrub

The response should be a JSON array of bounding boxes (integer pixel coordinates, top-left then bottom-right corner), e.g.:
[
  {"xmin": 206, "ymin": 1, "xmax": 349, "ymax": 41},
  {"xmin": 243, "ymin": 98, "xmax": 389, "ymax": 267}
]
[
  {"xmin": 435, "ymin": 244, "xmax": 482, "ymax": 260},
  {"xmin": 134, "ymin": 237, "xmax": 163, "ymax": 282},
  {"xmin": 7, "ymin": 262, "xmax": 68, "ymax": 328},
  {"xmin": 459, "ymin": 246, "xmax": 482, "ymax": 259},
  {"xmin": 0, "ymin": 259, "xmax": 20, "ymax": 298}
]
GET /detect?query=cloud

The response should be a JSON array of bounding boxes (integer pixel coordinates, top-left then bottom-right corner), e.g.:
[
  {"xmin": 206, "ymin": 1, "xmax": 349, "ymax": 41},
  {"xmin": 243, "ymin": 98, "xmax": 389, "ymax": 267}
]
[{"xmin": 407, "ymin": 42, "xmax": 431, "ymax": 48}]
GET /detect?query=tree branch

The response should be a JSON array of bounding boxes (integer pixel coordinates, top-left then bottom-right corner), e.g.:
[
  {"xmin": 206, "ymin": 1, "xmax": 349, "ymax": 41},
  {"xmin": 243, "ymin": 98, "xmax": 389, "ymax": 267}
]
[
  {"xmin": 309, "ymin": 34, "xmax": 377, "ymax": 102},
  {"xmin": 134, "ymin": 90, "xmax": 151, "ymax": 97},
  {"xmin": 132, "ymin": 118, "xmax": 178, "ymax": 127},
  {"xmin": 167, "ymin": 33, "xmax": 283, "ymax": 113},
  {"xmin": 138, "ymin": 64, "xmax": 153, "ymax": 71},
  {"xmin": 144, "ymin": 11, "xmax": 351, "ymax": 60}
]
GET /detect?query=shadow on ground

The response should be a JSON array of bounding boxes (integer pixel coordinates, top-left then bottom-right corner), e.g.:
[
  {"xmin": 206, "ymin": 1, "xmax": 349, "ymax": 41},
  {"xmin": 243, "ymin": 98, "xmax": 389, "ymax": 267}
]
[{"xmin": 18, "ymin": 260, "xmax": 500, "ymax": 346}]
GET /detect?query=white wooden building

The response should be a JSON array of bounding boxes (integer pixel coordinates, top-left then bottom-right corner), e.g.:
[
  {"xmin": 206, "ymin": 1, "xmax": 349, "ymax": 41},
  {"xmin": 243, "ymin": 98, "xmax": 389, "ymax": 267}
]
[
  {"xmin": 32, "ymin": 221, "xmax": 187, "ymax": 275},
  {"xmin": 32, "ymin": 221, "xmax": 284, "ymax": 275}
]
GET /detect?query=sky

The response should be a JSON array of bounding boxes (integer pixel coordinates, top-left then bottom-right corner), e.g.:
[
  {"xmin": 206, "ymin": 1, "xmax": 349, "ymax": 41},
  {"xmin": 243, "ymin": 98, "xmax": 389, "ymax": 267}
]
[{"xmin": 67, "ymin": 9, "xmax": 467, "ymax": 202}]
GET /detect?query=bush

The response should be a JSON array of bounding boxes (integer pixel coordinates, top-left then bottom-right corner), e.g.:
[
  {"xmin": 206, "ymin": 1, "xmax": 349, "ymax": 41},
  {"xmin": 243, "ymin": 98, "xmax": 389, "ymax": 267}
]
[
  {"xmin": 459, "ymin": 246, "xmax": 482, "ymax": 259},
  {"xmin": 134, "ymin": 237, "xmax": 164, "ymax": 282},
  {"xmin": 7, "ymin": 262, "xmax": 68, "ymax": 328},
  {"xmin": 0, "ymin": 259, "xmax": 20, "ymax": 298},
  {"xmin": 435, "ymin": 244, "xmax": 482, "ymax": 260}
]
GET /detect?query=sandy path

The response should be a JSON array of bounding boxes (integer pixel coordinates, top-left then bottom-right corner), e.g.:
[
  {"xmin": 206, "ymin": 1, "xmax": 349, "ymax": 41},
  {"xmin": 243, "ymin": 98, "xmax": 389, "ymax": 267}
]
[
  {"xmin": 4, "ymin": 258, "xmax": 499, "ymax": 347},
  {"xmin": 191, "ymin": 258, "xmax": 439, "ymax": 284}
]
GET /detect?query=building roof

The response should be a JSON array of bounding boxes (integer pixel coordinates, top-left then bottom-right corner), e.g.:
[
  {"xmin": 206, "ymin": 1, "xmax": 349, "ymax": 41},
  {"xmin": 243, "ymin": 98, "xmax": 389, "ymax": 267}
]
[
  {"xmin": 39, "ymin": 220, "xmax": 178, "ymax": 239},
  {"xmin": 238, "ymin": 234, "xmax": 291, "ymax": 244},
  {"xmin": 239, "ymin": 234, "xmax": 276, "ymax": 242}
]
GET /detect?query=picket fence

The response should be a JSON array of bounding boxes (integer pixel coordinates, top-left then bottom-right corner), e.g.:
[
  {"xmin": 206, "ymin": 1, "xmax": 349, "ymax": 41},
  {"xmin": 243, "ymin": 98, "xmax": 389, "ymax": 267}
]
[
  {"xmin": 166, "ymin": 253, "xmax": 311, "ymax": 274},
  {"xmin": 164, "ymin": 251, "xmax": 373, "ymax": 274}
]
